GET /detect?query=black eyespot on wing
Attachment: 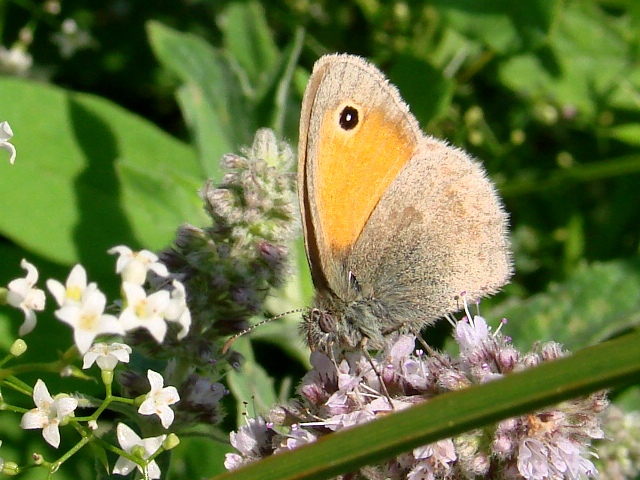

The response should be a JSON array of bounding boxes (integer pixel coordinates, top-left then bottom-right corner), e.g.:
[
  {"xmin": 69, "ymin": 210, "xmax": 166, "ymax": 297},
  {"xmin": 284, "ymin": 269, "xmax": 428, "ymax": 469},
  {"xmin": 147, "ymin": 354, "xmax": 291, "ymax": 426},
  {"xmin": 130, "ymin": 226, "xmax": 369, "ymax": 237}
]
[{"xmin": 339, "ymin": 106, "xmax": 359, "ymax": 130}]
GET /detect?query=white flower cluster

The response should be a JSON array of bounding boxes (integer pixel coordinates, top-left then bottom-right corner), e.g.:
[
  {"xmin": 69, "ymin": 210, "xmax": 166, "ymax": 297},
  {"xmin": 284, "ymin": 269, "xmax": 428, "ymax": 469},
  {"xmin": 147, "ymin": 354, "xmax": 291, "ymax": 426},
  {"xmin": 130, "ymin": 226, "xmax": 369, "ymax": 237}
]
[
  {"xmin": 1, "ymin": 246, "xmax": 189, "ymax": 479},
  {"xmin": 6, "ymin": 246, "xmax": 191, "ymax": 353}
]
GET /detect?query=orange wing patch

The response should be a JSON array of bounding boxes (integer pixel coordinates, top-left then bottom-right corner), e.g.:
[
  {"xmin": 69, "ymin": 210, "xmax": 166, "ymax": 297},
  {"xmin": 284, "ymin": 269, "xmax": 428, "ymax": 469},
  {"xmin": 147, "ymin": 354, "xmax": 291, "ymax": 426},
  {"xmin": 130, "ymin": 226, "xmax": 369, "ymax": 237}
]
[{"xmin": 314, "ymin": 105, "xmax": 417, "ymax": 252}]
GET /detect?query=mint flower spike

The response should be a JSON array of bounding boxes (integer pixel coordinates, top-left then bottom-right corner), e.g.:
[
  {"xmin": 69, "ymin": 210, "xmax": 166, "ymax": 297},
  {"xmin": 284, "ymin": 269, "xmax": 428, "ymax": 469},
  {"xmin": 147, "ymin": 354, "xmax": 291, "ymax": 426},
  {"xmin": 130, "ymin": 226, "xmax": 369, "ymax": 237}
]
[
  {"xmin": 0, "ymin": 121, "xmax": 16, "ymax": 164},
  {"xmin": 224, "ymin": 417, "xmax": 275, "ymax": 471},
  {"xmin": 594, "ymin": 405, "xmax": 640, "ymax": 477},
  {"xmin": 20, "ymin": 379, "xmax": 78, "ymax": 448},
  {"xmin": 159, "ymin": 128, "xmax": 299, "ymax": 344},
  {"xmin": 226, "ymin": 311, "xmax": 608, "ymax": 479},
  {"xmin": 6, "ymin": 259, "xmax": 46, "ymax": 336}
]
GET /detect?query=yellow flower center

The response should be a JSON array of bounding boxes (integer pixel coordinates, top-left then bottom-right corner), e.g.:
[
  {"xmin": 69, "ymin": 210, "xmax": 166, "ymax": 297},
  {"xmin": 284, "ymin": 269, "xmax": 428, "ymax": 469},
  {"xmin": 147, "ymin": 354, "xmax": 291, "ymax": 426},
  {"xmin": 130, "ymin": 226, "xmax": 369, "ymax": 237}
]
[
  {"xmin": 134, "ymin": 300, "xmax": 148, "ymax": 320},
  {"xmin": 67, "ymin": 286, "xmax": 82, "ymax": 302},
  {"xmin": 79, "ymin": 312, "xmax": 98, "ymax": 330}
]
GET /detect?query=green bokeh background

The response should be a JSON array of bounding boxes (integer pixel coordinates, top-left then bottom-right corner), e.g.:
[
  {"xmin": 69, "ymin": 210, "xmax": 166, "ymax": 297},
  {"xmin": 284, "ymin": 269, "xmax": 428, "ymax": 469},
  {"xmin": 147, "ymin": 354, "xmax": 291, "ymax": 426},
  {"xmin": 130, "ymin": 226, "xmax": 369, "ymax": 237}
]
[{"xmin": 0, "ymin": 0, "xmax": 639, "ymax": 478}]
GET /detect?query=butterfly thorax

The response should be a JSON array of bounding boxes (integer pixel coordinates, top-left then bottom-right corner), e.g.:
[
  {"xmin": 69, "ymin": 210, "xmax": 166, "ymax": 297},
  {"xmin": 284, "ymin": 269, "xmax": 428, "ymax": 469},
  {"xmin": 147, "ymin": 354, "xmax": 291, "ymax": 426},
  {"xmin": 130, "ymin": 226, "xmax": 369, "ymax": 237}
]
[{"xmin": 302, "ymin": 276, "xmax": 409, "ymax": 352}]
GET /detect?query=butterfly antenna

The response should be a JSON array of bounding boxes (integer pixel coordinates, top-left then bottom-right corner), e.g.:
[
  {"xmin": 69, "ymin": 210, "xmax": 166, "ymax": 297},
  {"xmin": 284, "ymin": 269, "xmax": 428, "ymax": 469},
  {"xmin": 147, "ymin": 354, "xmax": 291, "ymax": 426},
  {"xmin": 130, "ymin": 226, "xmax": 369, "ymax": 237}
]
[{"xmin": 221, "ymin": 308, "xmax": 309, "ymax": 354}]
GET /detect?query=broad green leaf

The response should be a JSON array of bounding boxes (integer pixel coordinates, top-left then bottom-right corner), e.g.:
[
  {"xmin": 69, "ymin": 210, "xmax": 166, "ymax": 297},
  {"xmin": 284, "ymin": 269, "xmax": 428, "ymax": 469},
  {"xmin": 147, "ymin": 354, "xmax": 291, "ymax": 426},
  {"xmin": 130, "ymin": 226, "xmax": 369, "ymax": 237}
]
[
  {"xmin": 147, "ymin": 21, "xmax": 254, "ymax": 178},
  {"xmin": 432, "ymin": 0, "xmax": 558, "ymax": 53},
  {"xmin": 491, "ymin": 258, "xmax": 640, "ymax": 351},
  {"xmin": 219, "ymin": 0, "xmax": 279, "ymax": 90},
  {"xmin": 607, "ymin": 123, "xmax": 640, "ymax": 146},
  {"xmin": 170, "ymin": 437, "xmax": 233, "ymax": 478},
  {"xmin": 215, "ymin": 330, "xmax": 640, "ymax": 480},
  {"xmin": 227, "ymin": 337, "xmax": 279, "ymax": 425},
  {"xmin": 262, "ymin": 27, "xmax": 305, "ymax": 138},
  {"xmin": 257, "ymin": 243, "xmax": 313, "ymax": 369},
  {"xmin": 388, "ymin": 54, "xmax": 455, "ymax": 127},
  {"xmin": 0, "ymin": 78, "xmax": 202, "ymax": 270},
  {"xmin": 497, "ymin": 2, "xmax": 636, "ymax": 120}
]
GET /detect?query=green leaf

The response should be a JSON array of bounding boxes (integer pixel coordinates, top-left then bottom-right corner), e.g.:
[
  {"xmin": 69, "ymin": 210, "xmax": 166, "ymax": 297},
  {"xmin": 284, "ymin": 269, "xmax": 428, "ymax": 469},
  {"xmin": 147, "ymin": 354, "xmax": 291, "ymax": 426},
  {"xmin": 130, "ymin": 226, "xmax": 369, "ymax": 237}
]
[
  {"xmin": 147, "ymin": 21, "xmax": 255, "ymax": 179},
  {"xmin": 170, "ymin": 437, "xmax": 233, "ymax": 477},
  {"xmin": 388, "ymin": 54, "xmax": 455, "ymax": 127},
  {"xmin": 0, "ymin": 78, "xmax": 202, "ymax": 269},
  {"xmin": 227, "ymin": 337, "xmax": 278, "ymax": 425},
  {"xmin": 219, "ymin": 0, "xmax": 279, "ymax": 90},
  {"xmin": 607, "ymin": 123, "xmax": 640, "ymax": 146},
  {"xmin": 215, "ymin": 330, "xmax": 640, "ymax": 480},
  {"xmin": 492, "ymin": 258, "xmax": 640, "ymax": 350},
  {"xmin": 89, "ymin": 441, "xmax": 110, "ymax": 474},
  {"xmin": 266, "ymin": 27, "xmax": 305, "ymax": 137},
  {"xmin": 432, "ymin": 0, "xmax": 558, "ymax": 53},
  {"xmin": 498, "ymin": 154, "xmax": 640, "ymax": 197},
  {"xmin": 497, "ymin": 2, "xmax": 636, "ymax": 120}
]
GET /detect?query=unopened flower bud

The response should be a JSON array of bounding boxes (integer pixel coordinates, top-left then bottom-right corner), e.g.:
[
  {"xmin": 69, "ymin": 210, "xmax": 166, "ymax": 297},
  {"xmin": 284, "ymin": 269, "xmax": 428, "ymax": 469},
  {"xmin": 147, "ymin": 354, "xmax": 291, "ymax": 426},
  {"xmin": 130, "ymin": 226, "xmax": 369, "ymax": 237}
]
[
  {"xmin": 3, "ymin": 460, "xmax": 19, "ymax": 475},
  {"xmin": 9, "ymin": 339, "xmax": 27, "ymax": 357},
  {"xmin": 163, "ymin": 433, "xmax": 180, "ymax": 450},
  {"xmin": 101, "ymin": 369, "xmax": 114, "ymax": 386}
]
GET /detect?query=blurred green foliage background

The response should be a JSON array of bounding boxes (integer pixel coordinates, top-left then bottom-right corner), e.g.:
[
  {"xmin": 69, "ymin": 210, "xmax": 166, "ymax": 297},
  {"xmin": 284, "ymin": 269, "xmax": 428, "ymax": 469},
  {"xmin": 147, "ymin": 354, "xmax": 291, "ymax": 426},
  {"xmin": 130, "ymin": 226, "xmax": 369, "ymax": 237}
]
[{"xmin": 0, "ymin": 0, "xmax": 639, "ymax": 478}]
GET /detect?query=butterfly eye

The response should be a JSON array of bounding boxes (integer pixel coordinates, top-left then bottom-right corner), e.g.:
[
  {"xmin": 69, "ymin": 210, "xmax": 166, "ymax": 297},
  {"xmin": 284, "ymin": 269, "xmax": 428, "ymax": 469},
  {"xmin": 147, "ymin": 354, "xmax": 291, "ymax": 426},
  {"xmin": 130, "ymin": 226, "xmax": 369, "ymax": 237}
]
[
  {"xmin": 318, "ymin": 311, "xmax": 336, "ymax": 334},
  {"xmin": 339, "ymin": 105, "xmax": 359, "ymax": 130}
]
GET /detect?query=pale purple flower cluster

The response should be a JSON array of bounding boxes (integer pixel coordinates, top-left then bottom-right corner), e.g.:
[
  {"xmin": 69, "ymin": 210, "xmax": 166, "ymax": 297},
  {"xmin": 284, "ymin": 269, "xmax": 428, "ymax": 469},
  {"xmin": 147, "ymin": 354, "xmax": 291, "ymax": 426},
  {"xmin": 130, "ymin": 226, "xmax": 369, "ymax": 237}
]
[
  {"xmin": 159, "ymin": 128, "xmax": 299, "ymax": 352},
  {"xmin": 593, "ymin": 405, "xmax": 640, "ymax": 478},
  {"xmin": 226, "ymin": 315, "xmax": 608, "ymax": 479}
]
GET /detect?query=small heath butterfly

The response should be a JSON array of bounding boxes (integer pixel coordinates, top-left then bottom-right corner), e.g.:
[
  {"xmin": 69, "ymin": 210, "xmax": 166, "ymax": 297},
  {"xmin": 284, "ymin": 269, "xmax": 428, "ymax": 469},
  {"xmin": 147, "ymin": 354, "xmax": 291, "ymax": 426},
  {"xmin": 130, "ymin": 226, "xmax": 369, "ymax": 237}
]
[{"xmin": 298, "ymin": 54, "xmax": 512, "ymax": 351}]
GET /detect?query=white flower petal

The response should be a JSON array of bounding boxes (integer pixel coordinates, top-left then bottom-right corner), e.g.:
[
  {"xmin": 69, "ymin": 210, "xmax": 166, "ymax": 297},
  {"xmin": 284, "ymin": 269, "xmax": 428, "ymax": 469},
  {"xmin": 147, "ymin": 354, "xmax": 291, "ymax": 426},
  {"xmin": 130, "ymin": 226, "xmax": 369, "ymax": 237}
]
[
  {"xmin": 46, "ymin": 279, "xmax": 67, "ymax": 306},
  {"xmin": 138, "ymin": 370, "xmax": 179, "ymax": 428},
  {"xmin": 7, "ymin": 260, "xmax": 45, "ymax": 335},
  {"xmin": 108, "ymin": 246, "xmax": 168, "ymax": 285},
  {"xmin": 116, "ymin": 423, "xmax": 141, "ymax": 451},
  {"xmin": 119, "ymin": 286, "xmax": 170, "ymax": 343},
  {"xmin": 0, "ymin": 121, "xmax": 13, "ymax": 141},
  {"xmin": 147, "ymin": 370, "xmax": 164, "ymax": 391},
  {"xmin": 148, "ymin": 262, "xmax": 169, "ymax": 277},
  {"xmin": 82, "ymin": 350, "xmax": 100, "ymax": 369},
  {"xmin": 67, "ymin": 264, "xmax": 87, "ymax": 290},
  {"xmin": 112, "ymin": 456, "xmax": 137, "ymax": 476},
  {"xmin": 18, "ymin": 307, "xmax": 38, "ymax": 336},
  {"xmin": 42, "ymin": 423, "xmax": 61, "ymax": 448},
  {"xmin": 157, "ymin": 407, "xmax": 174, "ymax": 429},
  {"xmin": 33, "ymin": 379, "xmax": 53, "ymax": 407},
  {"xmin": 83, "ymin": 342, "xmax": 131, "ymax": 370},
  {"xmin": 25, "ymin": 288, "xmax": 45, "ymax": 311},
  {"xmin": 56, "ymin": 290, "xmax": 124, "ymax": 354},
  {"xmin": 19, "ymin": 380, "xmax": 76, "ymax": 449},
  {"xmin": 20, "ymin": 409, "xmax": 48, "ymax": 430},
  {"xmin": 0, "ymin": 141, "xmax": 16, "ymax": 164},
  {"xmin": 0, "ymin": 121, "xmax": 16, "ymax": 164},
  {"xmin": 55, "ymin": 397, "xmax": 78, "ymax": 418},
  {"xmin": 122, "ymin": 282, "xmax": 146, "ymax": 305},
  {"xmin": 114, "ymin": 423, "xmax": 165, "ymax": 479},
  {"xmin": 21, "ymin": 259, "xmax": 39, "ymax": 285}
]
